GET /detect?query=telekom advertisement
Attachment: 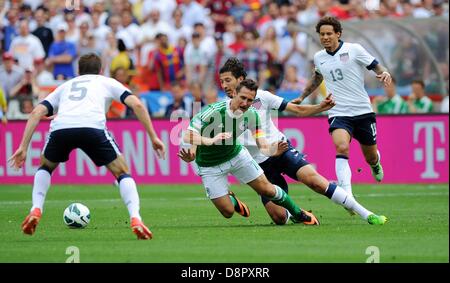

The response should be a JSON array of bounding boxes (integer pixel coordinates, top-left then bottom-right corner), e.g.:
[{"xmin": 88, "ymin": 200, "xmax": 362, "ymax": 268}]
[{"xmin": 0, "ymin": 114, "xmax": 448, "ymax": 184}]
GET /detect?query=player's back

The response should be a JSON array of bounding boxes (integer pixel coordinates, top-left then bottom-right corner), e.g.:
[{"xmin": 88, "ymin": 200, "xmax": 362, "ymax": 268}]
[{"xmin": 46, "ymin": 75, "xmax": 130, "ymax": 132}]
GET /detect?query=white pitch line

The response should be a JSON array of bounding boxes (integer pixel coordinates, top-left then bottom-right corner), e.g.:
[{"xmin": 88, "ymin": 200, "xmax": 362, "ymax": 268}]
[
  {"xmin": 0, "ymin": 191, "xmax": 447, "ymax": 206},
  {"xmin": 365, "ymin": 192, "xmax": 449, "ymax": 198}
]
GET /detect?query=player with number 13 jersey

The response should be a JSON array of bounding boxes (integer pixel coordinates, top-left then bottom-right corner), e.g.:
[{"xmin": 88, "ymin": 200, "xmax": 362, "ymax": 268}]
[{"xmin": 294, "ymin": 16, "xmax": 392, "ymax": 206}]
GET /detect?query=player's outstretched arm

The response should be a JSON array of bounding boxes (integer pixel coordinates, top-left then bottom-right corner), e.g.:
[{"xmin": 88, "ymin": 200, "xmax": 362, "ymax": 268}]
[
  {"xmin": 124, "ymin": 95, "xmax": 166, "ymax": 159},
  {"xmin": 8, "ymin": 104, "xmax": 48, "ymax": 170},
  {"xmin": 183, "ymin": 130, "xmax": 232, "ymax": 146},
  {"xmin": 291, "ymin": 71, "xmax": 324, "ymax": 104},
  {"xmin": 285, "ymin": 93, "xmax": 336, "ymax": 116},
  {"xmin": 373, "ymin": 64, "xmax": 392, "ymax": 87}
]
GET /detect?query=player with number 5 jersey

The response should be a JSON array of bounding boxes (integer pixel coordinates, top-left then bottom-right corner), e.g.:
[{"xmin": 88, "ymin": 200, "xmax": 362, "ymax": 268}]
[
  {"xmin": 8, "ymin": 53, "xmax": 166, "ymax": 240},
  {"xmin": 293, "ymin": 17, "xmax": 392, "ymax": 208}
]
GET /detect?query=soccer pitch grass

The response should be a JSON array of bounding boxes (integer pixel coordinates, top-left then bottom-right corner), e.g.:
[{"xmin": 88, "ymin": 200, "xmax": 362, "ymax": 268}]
[{"xmin": 0, "ymin": 184, "xmax": 448, "ymax": 263}]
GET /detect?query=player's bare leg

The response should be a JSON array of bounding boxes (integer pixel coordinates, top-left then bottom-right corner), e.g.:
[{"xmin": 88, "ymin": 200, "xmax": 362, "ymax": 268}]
[
  {"xmin": 264, "ymin": 202, "xmax": 290, "ymax": 225},
  {"xmin": 247, "ymin": 174, "xmax": 319, "ymax": 225},
  {"xmin": 361, "ymin": 144, "xmax": 384, "ymax": 182},
  {"xmin": 22, "ymin": 156, "xmax": 58, "ymax": 235},
  {"xmin": 210, "ymin": 190, "xmax": 251, "ymax": 218},
  {"xmin": 261, "ymin": 174, "xmax": 290, "ymax": 225},
  {"xmin": 211, "ymin": 195, "xmax": 236, "ymax": 218},
  {"xmin": 296, "ymin": 165, "xmax": 387, "ymax": 225},
  {"xmin": 106, "ymin": 155, "xmax": 152, "ymax": 240},
  {"xmin": 332, "ymin": 129, "xmax": 353, "ymax": 196}
]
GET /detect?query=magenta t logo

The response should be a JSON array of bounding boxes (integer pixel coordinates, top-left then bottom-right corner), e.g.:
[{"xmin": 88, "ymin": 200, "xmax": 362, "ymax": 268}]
[{"xmin": 414, "ymin": 122, "xmax": 447, "ymax": 179}]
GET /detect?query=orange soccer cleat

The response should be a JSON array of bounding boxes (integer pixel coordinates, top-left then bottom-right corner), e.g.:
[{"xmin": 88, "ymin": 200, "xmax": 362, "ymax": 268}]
[
  {"xmin": 301, "ymin": 210, "xmax": 320, "ymax": 225},
  {"xmin": 131, "ymin": 217, "xmax": 153, "ymax": 240},
  {"xmin": 22, "ymin": 208, "xmax": 42, "ymax": 235},
  {"xmin": 291, "ymin": 209, "xmax": 320, "ymax": 225},
  {"xmin": 228, "ymin": 191, "xmax": 250, "ymax": 217}
]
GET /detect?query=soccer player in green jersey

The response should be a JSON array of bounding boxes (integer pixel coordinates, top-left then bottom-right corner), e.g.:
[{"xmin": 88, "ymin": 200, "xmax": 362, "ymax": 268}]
[
  {"xmin": 407, "ymin": 79, "xmax": 434, "ymax": 113},
  {"xmin": 183, "ymin": 79, "xmax": 319, "ymax": 225},
  {"xmin": 181, "ymin": 57, "xmax": 388, "ymax": 226}
]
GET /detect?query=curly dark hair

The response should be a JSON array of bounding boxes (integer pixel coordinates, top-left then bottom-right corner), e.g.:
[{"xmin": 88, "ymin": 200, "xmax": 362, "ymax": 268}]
[
  {"xmin": 315, "ymin": 16, "xmax": 343, "ymax": 34},
  {"xmin": 236, "ymin": 79, "xmax": 258, "ymax": 94},
  {"xmin": 219, "ymin": 57, "xmax": 247, "ymax": 79}
]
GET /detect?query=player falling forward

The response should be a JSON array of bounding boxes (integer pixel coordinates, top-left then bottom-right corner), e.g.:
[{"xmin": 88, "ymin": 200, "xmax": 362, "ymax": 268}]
[
  {"xmin": 183, "ymin": 79, "xmax": 319, "ymax": 225},
  {"xmin": 180, "ymin": 57, "xmax": 387, "ymax": 225},
  {"xmin": 8, "ymin": 53, "xmax": 166, "ymax": 240},
  {"xmin": 293, "ymin": 16, "xmax": 392, "ymax": 203}
]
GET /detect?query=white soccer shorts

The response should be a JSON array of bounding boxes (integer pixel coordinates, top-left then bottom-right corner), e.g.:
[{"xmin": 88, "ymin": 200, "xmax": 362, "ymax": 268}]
[{"xmin": 197, "ymin": 148, "xmax": 264, "ymax": 199}]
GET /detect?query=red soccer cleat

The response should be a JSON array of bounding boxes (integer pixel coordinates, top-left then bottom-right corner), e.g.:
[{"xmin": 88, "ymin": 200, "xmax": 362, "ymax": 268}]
[
  {"xmin": 22, "ymin": 208, "xmax": 42, "ymax": 235},
  {"xmin": 131, "ymin": 217, "xmax": 153, "ymax": 240}
]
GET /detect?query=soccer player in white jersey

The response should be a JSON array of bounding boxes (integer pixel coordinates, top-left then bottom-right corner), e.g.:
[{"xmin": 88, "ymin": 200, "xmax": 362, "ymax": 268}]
[
  {"xmin": 8, "ymin": 53, "xmax": 166, "ymax": 240},
  {"xmin": 180, "ymin": 57, "xmax": 387, "ymax": 225},
  {"xmin": 293, "ymin": 17, "xmax": 392, "ymax": 201}
]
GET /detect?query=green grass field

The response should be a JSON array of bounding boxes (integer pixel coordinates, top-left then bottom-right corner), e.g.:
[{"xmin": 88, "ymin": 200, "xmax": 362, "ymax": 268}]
[{"xmin": 0, "ymin": 184, "xmax": 448, "ymax": 263}]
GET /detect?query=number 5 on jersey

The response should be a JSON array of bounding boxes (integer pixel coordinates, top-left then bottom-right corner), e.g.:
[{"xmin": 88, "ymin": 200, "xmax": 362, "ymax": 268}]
[{"xmin": 69, "ymin": 80, "xmax": 90, "ymax": 101}]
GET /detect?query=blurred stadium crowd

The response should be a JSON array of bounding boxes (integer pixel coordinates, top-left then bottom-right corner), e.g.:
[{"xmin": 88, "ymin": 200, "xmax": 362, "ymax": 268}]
[{"xmin": 0, "ymin": 0, "xmax": 448, "ymax": 122}]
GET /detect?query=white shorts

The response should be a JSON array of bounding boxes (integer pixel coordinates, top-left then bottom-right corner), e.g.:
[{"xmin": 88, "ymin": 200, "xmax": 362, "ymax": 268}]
[{"xmin": 197, "ymin": 148, "xmax": 264, "ymax": 199}]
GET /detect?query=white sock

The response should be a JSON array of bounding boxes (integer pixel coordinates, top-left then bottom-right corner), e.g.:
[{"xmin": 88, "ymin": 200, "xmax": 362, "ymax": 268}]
[
  {"xmin": 285, "ymin": 209, "xmax": 292, "ymax": 224},
  {"xmin": 31, "ymin": 169, "xmax": 51, "ymax": 212},
  {"xmin": 326, "ymin": 183, "xmax": 372, "ymax": 220},
  {"xmin": 336, "ymin": 155, "xmax": 353, "ymax": 195},
  {"xmin": 118, "ymin": 176, "xmax": 142, "ymax": 220}
]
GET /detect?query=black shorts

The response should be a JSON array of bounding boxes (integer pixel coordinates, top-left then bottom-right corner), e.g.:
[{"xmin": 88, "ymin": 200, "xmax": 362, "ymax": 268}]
[
  {"xmin": 43, "ymin": 128, "xmax": 120, "ymax": 166},
  {"xmin": 259, "ymin": 140, "xmax": 310, "ymax": 205},
  {"xmin": 328, "ymin": 113, "xmax": 377, "ymax": 146}
]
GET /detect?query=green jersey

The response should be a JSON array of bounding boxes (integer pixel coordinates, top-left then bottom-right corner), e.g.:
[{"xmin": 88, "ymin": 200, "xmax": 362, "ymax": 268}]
[
  {"xmin": 414, "ymin": 96, "xmax": 434, "ymax": 113},
  {"xmin": 376, "ymin": 95, "xmax": 409, "ymax": 114},
  {"xmin": 188, "ymin": 100, "xmax": 264, "ymax": 167}
]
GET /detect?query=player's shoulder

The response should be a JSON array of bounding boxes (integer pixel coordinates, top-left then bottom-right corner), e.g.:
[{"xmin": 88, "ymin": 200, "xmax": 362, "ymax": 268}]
[
  {"xmin": 256, "ymin": 89, "xmax": 274, "ymax": 99},
  {"xmin": 209, "ymin": 100, "xmax": 228, "ymax": 110},
  {"xmin": 314, "ymin": 49, "xmax": 329, "ymax": 62},
  {"xmin": 345, "ymin": 42, "xmax": 365, "ymax": 52},
  {"xmin": 87, "ymin": 74, "xmax": 114, "ymax": 84},
  {"xmin": 314, "ymin": 49, "xmax": 327, "ymax": 58},
  {"xmin": 199, "ymin": 100, "xmax": 227, "ymax": 117},
  {"xmin": 75, "ymin": 74, "xmax": 113, "ymax": 83},
  {"xmin": 50, "ymin": 77, "xmax": 74, "ymax": 93}
]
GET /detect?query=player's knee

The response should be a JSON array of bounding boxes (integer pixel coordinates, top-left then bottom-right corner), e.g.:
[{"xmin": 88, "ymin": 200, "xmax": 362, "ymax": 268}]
[
  {"xmin": 335, "ymin": 143, "xmax": 349, "ymax": 155},
  {"xmin": 220, "ymin": 208, "xmax": 234, "ymax": 218}
]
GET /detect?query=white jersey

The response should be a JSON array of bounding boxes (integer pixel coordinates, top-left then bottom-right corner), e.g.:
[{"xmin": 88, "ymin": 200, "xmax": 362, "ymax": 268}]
[
  {"xmin": 43, "ymin": 75, "xmax": 131, "ymax": 132},
  {"xmin": 314, "ymin": 41, "xmax": 377, "ymax": 118},
  {"xmin": 237, "ymin": 89, "xmax": 288, "ymax": 164}
]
